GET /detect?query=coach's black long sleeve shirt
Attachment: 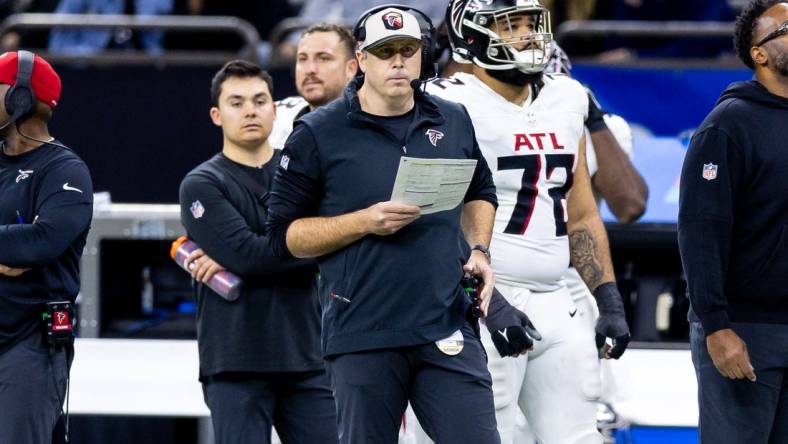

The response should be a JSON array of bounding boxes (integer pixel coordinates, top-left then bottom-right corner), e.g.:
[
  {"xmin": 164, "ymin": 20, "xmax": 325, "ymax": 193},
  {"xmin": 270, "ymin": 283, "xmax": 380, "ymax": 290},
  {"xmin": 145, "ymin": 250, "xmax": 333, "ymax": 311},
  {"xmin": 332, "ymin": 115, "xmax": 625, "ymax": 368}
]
[
  {"xmin": 179, "ymin": 151, "xmax": 323, "ymax": 379},
  {"xmin": 266, "ymin": 80, "xmax": 497, "ymax": 357},
  {"xmin": 0, "ymin": 142, "xmax": 93, "ymax": 352},
  {"xmin": 679, "ymin": 81, "xmax": 788, "ymax": 335}
]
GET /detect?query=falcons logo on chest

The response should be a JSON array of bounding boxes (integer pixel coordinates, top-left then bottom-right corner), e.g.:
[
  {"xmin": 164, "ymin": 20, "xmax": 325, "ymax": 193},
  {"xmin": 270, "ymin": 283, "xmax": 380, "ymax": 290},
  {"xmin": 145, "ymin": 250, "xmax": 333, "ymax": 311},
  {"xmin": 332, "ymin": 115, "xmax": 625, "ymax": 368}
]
[{"xmin": 425, "ymin": 129, "xmax": 444, "ymax": 147}]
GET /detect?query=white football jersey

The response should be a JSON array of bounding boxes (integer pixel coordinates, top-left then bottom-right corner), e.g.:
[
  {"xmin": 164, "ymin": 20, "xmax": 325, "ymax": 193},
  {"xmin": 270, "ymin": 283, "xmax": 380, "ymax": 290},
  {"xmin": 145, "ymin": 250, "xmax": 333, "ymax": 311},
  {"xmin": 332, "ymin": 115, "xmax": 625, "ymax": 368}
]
[
  {"xmin": 427, "ymin": 73, "xmax": 588, "ymax": 291},
  {"xmin": 269, "ymin": 96, "xmax": 309, "ymax": 149}
]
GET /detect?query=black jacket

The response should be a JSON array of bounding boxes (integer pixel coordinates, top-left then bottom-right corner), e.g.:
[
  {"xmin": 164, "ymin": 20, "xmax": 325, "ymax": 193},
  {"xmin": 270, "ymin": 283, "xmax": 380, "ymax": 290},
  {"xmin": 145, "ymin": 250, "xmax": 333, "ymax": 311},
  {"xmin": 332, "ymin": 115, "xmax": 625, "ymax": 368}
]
[
  {"xmin": 266, "ymin": 80, "xmax": 497, "ymax": 356},
  {"xmin": 179, "ymin": 152, "xmax": 323, "ymax": 379},
  {"xmin": 679, "ymin": 80, "xmax": 788, "ymax": 335},
  {"xmin": 0, "ymin": 143, "xmax": 93, "ymax": 352}
]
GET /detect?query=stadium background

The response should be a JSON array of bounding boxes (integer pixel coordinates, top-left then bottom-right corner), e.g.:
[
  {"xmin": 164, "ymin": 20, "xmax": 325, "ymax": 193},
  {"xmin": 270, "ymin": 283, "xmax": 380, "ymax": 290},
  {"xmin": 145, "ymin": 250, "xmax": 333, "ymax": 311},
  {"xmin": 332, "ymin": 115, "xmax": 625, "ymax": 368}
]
[{"xmin": 0, "ymin": 0, "xmax": 754, "ymax": 443}]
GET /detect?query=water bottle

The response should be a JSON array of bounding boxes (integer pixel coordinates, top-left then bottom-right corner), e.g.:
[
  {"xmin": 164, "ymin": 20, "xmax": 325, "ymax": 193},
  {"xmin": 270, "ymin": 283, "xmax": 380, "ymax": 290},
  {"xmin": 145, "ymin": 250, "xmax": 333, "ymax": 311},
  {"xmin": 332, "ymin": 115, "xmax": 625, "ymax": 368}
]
[{"xmin": 170, "ymin": 236, "xmax": 243, "ymax": 301}]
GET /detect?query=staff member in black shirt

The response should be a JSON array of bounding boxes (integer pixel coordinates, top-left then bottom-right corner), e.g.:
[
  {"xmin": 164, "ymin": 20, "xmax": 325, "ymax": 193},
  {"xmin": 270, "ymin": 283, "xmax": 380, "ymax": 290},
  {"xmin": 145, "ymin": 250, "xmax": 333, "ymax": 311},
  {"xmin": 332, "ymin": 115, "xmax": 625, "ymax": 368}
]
[
  {"xmin": 178, "ymin": 60, "xmax": 337, "ymax": 444},
  {"xmin": 679, "ymin": 1, "xmax": 788, "ymax": 442},
  {"xmin": 0, "ymin": 51, "xmax": 93, "ymax": 444}
]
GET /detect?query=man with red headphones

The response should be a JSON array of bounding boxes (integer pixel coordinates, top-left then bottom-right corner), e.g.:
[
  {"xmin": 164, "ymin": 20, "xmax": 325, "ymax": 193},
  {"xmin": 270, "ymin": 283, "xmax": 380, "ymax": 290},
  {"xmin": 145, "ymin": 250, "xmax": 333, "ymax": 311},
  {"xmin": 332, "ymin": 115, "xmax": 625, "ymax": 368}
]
[{"xmin": 0, "ymin": 50, "xmax": 93, "ymax": 444}]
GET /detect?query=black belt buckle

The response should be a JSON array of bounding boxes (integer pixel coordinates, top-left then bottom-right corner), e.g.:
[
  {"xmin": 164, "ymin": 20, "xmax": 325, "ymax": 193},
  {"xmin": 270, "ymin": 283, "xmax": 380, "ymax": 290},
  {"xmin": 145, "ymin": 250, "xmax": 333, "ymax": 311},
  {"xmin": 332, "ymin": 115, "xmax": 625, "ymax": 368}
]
[{"xmin": 42, "ymin": 301, "xmax": 74, "ymax": 347}]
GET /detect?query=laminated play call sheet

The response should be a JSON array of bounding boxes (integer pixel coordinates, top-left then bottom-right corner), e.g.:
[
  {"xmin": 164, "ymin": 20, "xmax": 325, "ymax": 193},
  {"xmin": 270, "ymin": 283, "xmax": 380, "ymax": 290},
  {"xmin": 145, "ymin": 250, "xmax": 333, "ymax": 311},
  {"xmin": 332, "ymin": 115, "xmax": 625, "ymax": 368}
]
[{"xmin": 390, "ymin": 157, "xmax": 477, "ymax": 215}]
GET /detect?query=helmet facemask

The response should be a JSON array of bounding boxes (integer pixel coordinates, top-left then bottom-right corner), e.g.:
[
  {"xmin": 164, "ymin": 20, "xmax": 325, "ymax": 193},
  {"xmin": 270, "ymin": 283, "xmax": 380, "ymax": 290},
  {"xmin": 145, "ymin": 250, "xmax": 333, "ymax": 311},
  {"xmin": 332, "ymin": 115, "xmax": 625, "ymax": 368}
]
[
  {"xmin": 449, "ymin": 0, "xmax": 553, "ymax": 75},
  {"xmin": 478, "ymin": 7, "xmax": 552, "ymax": 73}
]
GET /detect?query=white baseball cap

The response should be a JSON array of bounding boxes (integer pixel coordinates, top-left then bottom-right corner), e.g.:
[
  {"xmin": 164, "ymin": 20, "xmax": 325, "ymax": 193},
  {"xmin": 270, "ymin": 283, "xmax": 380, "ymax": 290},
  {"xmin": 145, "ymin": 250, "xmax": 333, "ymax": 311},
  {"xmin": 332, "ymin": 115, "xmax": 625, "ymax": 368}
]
[{"xmin": 359, "ymin": 7, "xmax": 422, "ymax": 51}]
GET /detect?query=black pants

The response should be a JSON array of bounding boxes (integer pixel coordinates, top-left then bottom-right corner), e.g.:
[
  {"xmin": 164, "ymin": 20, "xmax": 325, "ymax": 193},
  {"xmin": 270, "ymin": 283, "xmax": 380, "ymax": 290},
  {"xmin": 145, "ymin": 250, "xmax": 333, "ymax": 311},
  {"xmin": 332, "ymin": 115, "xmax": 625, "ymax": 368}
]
[
  {"xmin": 325, "ymin": 323, "xmax": 500, "ymax": 444},
  {"xmin": 202, "ymin": 370, "xmax": 338, "ymax": 444},
  {"xmin": 691, "ymin": 322, "xmax": 788, "ymax": 444},
  {"xmin": 0, "ymin": 329, "xmax": 72, "ymax": 444}
]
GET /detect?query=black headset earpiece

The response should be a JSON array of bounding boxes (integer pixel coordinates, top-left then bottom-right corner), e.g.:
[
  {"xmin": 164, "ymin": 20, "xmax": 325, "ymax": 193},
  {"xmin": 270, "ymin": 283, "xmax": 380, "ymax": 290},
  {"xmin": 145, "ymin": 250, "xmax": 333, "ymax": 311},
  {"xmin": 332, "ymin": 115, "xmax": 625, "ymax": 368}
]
[
  {"xmin": 352, "ymin": 4, "xmax": 437, "ymax": 81},
  {"xmin": 0, "ymin": 50, "xmax": 68, "ymax": 150},
  {"xmin": 4, "ymin": 50, "xmax": 35, "ymax": 125}
]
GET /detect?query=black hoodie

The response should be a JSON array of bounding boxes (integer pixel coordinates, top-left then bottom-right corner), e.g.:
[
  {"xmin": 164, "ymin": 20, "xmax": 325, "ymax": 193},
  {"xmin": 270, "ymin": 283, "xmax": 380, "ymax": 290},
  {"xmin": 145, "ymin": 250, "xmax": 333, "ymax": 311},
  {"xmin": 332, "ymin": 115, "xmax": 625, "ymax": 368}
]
[{"xmin": 679, "ymin": 80, "xmax": 788, "ymax": 335}]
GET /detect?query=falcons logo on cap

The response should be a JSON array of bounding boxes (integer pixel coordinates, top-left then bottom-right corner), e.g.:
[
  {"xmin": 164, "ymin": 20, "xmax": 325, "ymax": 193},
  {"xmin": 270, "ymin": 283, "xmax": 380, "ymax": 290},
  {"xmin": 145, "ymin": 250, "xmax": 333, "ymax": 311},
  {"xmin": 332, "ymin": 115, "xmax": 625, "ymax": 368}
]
[
  {"xmin": 383, "ymin": 11, "xmax": 403, "ymax": 30},
  {"xmin": 425, "ymin": 129, "xmax": 444, "ymax": 147}
]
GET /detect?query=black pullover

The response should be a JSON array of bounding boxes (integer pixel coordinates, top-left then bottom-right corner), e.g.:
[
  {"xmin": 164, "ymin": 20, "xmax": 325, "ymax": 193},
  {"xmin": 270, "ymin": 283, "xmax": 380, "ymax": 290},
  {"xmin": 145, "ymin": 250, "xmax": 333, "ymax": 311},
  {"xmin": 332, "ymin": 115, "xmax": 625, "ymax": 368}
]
[
  {"xmin": 0, "ymin": 143, "xmax": 93, "ymax": 352},
  {"xmin": 179, "ymin": 151, "xmax": 323, "ymax": 380},
  {"xmin": 266, "ymin": 80, "xmax": 498, "ymax": 356},
  {"xmin": 679, "ymin": 81, "xmax": 788, "ymax": 334}
]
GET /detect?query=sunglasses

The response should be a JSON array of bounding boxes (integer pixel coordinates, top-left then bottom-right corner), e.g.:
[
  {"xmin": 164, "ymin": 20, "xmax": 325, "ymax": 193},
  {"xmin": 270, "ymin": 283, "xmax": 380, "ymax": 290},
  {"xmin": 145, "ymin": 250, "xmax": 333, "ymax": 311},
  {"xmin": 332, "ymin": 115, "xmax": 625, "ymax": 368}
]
[
  {"xmin": 755, "ymin": 20, "xmax": 788, "ymax": 47},
  {"xmin": 367, "ymin": 41, "xmax": 421, "ymax": 60}
]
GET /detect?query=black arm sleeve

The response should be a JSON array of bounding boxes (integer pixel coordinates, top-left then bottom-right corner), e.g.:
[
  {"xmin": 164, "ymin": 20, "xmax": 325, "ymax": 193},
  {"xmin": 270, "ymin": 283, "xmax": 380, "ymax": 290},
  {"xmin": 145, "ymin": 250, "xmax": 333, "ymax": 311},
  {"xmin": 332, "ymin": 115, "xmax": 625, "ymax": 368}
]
[
  {"xmin": 179, "ymin": 171, "xmax": 306, "ymax": 277},
  {"xmin": 0, "ymin": 159, "xmax": 92, "ymax": 267},
  {"xmin": 265, "ymin": 123, "xmax": 324, "ymax": 257},
  {"xmin": 460, "ymin": 106, "xmax": 498, "ymax": 207},
  {"xmin": 678, "ymin": 127, "xmax": 744, "ymax": 335}
]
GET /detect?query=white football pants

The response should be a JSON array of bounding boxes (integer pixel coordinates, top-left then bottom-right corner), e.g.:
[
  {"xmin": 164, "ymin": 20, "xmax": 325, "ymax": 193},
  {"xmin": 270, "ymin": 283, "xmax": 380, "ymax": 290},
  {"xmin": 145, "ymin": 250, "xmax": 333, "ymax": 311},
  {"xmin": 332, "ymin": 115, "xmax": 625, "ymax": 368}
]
[{"xmin": 407, "ymin": 279, "xmax": 604, "ymax": 444}]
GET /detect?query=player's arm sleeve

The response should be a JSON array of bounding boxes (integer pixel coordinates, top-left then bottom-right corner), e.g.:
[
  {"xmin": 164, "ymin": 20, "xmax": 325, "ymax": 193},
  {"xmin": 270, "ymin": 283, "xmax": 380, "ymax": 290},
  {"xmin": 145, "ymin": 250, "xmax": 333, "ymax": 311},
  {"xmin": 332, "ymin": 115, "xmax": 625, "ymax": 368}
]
[
  {"xmin": 265, "ymin": 123, "xmax": 324, "ymax": 257},
  {"xmin": 0, "ymin": 160, "xmax": 93, "ymax": 267},
  {"xmin": 460, "ymin": 106, "xmax": 498, "ymax": 208},
  {"xmin": 179, "ymin": 172, "xmax": 308, "ymax": 277},
  {"xmin": 678, "ymin": 127, "xmax": 745, "ymax": 335}
]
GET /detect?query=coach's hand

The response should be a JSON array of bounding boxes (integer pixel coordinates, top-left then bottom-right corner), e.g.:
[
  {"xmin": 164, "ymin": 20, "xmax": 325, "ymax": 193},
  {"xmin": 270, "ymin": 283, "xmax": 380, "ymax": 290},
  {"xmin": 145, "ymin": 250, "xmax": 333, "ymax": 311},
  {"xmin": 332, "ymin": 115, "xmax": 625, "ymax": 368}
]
[
  {"xmin": 485, "ymin": 288, "xmax": 541, "ymax": 358},
  {"xmin": 365, "ymin": 201, "xmax": 421, "ymax": 235},
  {"xmin": 0, "ymin": 263, "xmax": 29, "ymax": 277},
  {"xmin": 185, "ymin": 248, "xmax": 226, "ymax": 284},
  {"xmin": 707, "ymin": 329, "xmax": 756, "ymax": 382},
  {"xmin": 593, "ymin": 282, "xmax": 631, "ymax": 359}
]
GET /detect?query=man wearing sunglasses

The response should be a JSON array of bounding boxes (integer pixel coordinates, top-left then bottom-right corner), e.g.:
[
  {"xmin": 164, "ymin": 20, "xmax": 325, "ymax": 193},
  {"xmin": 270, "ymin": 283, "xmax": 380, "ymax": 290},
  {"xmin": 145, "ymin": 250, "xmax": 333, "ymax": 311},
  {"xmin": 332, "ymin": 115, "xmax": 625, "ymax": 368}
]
[
  {"xmin": 265, "ymin": 5, "xmax": 526, "ymax": 443},
  {"xmin": 679, "ymin": 1, "xmax": 788, "ymax": 442}
]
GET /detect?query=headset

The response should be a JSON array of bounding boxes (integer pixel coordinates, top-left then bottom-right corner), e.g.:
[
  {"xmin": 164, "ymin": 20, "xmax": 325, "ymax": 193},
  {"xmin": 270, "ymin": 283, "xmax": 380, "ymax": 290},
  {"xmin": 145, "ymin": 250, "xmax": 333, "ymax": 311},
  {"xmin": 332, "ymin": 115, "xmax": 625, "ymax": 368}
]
[
  {"xmin": 352, "ymin": 4, "xmax": 437, "ymax": 81},
  {"xmin": 0, "ymin": 50, "xmax": 69, "ymax": 150},
  {"xmin": 5, "ymin": 50, "xmax": 36, "ymax": 125}
]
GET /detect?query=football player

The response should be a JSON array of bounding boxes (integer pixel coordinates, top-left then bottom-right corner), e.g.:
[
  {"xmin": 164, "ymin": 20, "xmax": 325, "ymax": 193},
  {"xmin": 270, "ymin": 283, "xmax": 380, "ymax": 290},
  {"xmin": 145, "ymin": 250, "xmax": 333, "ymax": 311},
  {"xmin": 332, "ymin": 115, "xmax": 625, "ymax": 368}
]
[
  {"xmin": 547, "ymin": 42, "xmax": 646, "ymax": 414},
  {"xmin": 269, "ymin": 23, "xmax": 358, "ymax": 148},
  {"xmin": 424, "ymin": 1, "xmax": 631, "ymax": 442}
]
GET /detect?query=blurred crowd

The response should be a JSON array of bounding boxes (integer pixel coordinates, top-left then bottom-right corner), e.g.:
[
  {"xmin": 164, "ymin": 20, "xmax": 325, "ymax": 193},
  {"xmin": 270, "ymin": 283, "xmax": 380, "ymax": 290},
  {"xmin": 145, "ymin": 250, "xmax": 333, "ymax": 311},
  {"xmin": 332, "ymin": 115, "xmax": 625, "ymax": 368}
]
[{"xmin": 0, "ymin": 0, "xmax": 746, "ymax": 65}]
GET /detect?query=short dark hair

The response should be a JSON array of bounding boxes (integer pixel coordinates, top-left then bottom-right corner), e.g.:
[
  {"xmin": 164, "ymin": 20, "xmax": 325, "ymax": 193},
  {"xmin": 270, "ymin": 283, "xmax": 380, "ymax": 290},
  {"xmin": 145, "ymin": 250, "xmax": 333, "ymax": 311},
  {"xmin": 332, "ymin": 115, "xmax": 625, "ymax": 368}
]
[
  {"xmin": 734, "ymin": 0, "xmax": 783, "ymax": 69},
  {"xmin": 301, "ymin": 23, "xmax": 356, "ymax": 60},
  {"xmin": 210, "ymin": 60, "xmax": 274, "ymax": 106}
]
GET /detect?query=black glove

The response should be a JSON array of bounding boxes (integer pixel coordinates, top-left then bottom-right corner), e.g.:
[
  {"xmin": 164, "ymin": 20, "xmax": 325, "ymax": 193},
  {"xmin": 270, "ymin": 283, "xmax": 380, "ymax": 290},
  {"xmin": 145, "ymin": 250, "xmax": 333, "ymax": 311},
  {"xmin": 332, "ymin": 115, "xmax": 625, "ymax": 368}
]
[
  {"xmin": 485, "ymin": 288, "xmax": 542, "ymax": 357},
  {"xmin": 593, "ymin": 282, "xmax": 631, "ymax": 359},
  {"xmin": 584, "ymin": 86, "xmax": 608, "ymax": 133}
]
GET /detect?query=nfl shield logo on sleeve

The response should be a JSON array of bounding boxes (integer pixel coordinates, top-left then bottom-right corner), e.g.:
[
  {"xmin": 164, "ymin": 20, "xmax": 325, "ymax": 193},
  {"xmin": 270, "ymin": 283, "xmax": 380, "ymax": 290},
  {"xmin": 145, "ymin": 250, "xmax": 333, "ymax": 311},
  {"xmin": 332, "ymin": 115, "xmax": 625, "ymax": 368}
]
[
  {"xmin": 702, "ymin": 163, "xmax": 718, "ymax": 181},
  {"xmin": 190, "ymin": 200, "xmax": 205, "ymax": 219}
]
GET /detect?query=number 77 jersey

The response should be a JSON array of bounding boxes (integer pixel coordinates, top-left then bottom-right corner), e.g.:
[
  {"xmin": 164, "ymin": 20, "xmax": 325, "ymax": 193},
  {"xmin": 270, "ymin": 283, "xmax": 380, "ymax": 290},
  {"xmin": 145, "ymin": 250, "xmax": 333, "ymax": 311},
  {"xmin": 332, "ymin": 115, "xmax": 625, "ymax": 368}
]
[{"xmin": 426, "ymin": 72, "xmax": 588, "ymax": 291}]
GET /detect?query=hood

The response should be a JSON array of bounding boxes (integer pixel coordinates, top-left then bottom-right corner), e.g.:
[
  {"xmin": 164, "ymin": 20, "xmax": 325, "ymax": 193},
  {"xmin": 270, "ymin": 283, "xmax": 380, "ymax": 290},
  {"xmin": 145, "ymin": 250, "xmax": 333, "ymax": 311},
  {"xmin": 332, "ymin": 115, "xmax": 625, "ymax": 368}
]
[{"xmin": 717, "ymin": 80, "xmax": 788, "ymax": 109}]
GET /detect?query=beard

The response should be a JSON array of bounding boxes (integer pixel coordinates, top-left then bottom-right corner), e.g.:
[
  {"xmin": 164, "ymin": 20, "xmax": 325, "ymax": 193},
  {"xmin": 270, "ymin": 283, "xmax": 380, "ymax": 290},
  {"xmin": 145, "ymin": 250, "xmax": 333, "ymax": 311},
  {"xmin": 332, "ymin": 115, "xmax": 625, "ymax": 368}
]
[
  {"xmin": 485, "ymin": 68, "xmax": 543, "ymax": 87},
  {"xmin": 774, "ymin": 51, "xmax": 788, "ymax": 77},
  {"xmin": 302, "ymin": 85, "xmax": 342, "ymax": 108}
]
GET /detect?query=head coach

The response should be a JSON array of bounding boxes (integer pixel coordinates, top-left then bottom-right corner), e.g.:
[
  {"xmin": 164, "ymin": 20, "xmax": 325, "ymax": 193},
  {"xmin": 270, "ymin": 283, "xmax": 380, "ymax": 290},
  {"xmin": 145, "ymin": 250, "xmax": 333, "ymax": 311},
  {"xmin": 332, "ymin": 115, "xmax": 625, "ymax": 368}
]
[
  {"xmin": 679, "ymin": 1, "xmax": 788, "ymax": 442},
  {"xmin": 0, "ymin": 50, "xmax": 93, "ymax": 443},
  {"xmin": 265, "ymin": 5, "xmax": 537, "ymax": 443}
]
